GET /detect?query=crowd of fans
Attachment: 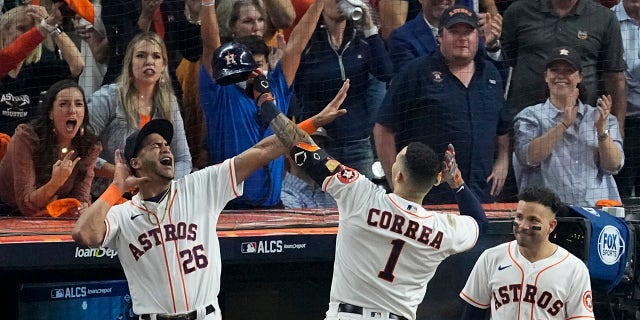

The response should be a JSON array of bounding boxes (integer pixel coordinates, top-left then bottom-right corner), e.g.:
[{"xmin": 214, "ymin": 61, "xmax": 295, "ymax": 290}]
[{"xmin": 0, "ymin": 0, "xmax": 636, "ymax": 216}]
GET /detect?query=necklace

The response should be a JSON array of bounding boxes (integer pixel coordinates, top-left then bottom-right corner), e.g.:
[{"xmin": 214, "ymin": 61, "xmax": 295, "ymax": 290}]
[{"xmin": 137, "ymin": 186, "xmax": 172, "ymax": 225}]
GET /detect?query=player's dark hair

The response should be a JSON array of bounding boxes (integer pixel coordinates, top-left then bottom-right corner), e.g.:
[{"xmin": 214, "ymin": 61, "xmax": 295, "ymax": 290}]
[
  {"xmin": 236, "ymin": 35, "xmax": 270, "ymax": 65},
  {"xmin": 403, "ymin": 142, "xmax": 442, "ymax": 188},
  {"xmin": 518, "ymin": 186, "xmax": 563, "ymax": 216}
]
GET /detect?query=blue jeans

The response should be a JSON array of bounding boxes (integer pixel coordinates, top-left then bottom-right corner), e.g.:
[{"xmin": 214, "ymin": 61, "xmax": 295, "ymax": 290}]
[{"xmin": 326, "ymin": 137, "xmax": 375, "ymax": 180}]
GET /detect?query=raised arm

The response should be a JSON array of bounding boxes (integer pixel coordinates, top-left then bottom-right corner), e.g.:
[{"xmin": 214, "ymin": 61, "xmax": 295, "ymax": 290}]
[
  {"xmin": 443, "ymin": 144, "xmax": 487, "ymax": 235},
  {"xmin": 47, "ymin": 2, "xmax": 85, "ymax": 77},
  {"xmin": 73, "ymin": 150, "xmax": 150, "ymax": 247},
  {"xmin": 263, "ymin": 0, "xmax": 295, "ymax": 39},
  {"xmin": 234, "ymin": 75, "xmax": 349, "ymax": 183},
  {"xmin": 378, "ymin": 0, "xmax": 407, "ymax": 41},
  {"xmin": 279, "ymin": 0, "xmax": 323, "ymax": 86},
  {"xmin": 200, "ymin": 0, "xmax": 221, "ymax": 77},
  {"xmin": 0, "ymin": 27, "xmax": 44, "ymax": 77}
]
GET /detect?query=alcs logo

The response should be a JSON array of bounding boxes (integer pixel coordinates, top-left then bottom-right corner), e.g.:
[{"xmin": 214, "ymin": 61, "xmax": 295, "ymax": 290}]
[
  {"xmin": 241, "ymin": 240, "xmax": 283, "ymax": 253},
  {"xmin": 51, "ymin": 287, "xmax": 87, "ymax": 299}
]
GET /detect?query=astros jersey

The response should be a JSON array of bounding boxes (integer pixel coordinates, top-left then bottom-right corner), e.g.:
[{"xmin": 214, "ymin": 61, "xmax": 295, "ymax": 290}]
[
  {"xmin": 460, "ymin": 240, "xmax": 595, "ymax": 320},
  {"xmin": 323, "ymin": 167, "xmax": 479, "ymax": 319},
  {"xmin": 102, "ymin": 159, "xmax": 242, "ymax": 318}
]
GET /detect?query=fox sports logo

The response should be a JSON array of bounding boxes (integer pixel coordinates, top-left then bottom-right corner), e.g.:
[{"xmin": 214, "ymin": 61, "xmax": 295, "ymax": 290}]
[{"xmin": 597, "ymin": 225, "xmax": 625, "ymax": 265}]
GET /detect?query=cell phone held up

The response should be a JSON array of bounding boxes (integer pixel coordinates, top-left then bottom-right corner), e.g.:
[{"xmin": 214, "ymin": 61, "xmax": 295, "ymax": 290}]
[{"xmin": 52, "ymin": 0, "xmax": 76, "ymax": 18}]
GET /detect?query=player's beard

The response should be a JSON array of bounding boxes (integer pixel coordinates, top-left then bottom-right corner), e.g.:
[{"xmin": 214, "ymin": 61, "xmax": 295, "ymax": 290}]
[
  {"xmin": 143, "ymin": 158, "xmax": 175, "ymax": 181},
  {"xmin": 514, "ymin": 228, "xmax": 542, "ymax": 248}
]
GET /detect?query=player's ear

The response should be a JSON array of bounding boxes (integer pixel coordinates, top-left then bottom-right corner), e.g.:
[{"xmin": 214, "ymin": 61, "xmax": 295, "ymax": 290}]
[
  {"xmin": 434, "ymin": 171, "xmax": 443, "ymax": 186},
  {"xmin": 548, "ymin": 219, "xmax": 558, "ymax": 233},
  {"xmin": 130, "ymin": 157, "xmax": 141, "ymax": 171}
]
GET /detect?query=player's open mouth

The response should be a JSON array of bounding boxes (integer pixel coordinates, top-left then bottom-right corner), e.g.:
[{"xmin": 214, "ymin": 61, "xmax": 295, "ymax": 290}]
[{"xmin": 160, "ymin": 157, "xmax": 172, "ymax": 166}]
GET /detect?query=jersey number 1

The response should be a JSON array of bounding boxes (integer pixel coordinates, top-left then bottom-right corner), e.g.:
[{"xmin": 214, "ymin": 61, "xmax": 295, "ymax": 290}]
[{"xmin": 378, "ymin": 239, "xmax": 405, "ymax": 282}]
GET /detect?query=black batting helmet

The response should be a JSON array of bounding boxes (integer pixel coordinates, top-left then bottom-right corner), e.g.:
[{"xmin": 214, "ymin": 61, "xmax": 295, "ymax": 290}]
[{"xmin": 212, "ymin": 42, "xmax": 257, "ymax": 86}]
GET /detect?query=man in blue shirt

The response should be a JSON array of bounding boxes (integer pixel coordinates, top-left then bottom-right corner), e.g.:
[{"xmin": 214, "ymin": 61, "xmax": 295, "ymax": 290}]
[
  {"xmin": 387, "ymin": 0, "xmax": 502, "ymax": 72},
  {"xmin": 199, "ymin": 0, "xmax": 323, "ymax": 208},
  {"xmin": 375, "ymin": 5, "xmax": 509, "ymax": 204}
]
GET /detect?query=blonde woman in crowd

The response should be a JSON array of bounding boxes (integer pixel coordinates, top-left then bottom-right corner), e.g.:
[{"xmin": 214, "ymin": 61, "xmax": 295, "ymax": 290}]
[{"xmin": 88, "ymin": 32, "xmax": 191, "ymax": 197}]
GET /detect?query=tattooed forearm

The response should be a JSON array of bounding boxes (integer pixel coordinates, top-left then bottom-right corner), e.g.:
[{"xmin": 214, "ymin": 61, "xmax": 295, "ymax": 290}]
[{"xmin": 270, "ymin": 114, "xmax": 315, "ymax": 149}]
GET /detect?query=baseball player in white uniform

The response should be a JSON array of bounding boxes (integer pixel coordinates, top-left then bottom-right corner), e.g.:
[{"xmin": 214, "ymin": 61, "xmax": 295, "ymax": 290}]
[
  {"xmin": 460, "ymin": 186, "xmax": 595, "ymax": 320},
  {"xmin": 319, "ymin": 142, "xmax": 487, "ymax": 320},
  {"xmin": 224, "ymin": 69, "xmax": 489, "ymax": 320},
  {"xmin": 72, "ymin": 79, "xmax": 350, "ymax": 319}
]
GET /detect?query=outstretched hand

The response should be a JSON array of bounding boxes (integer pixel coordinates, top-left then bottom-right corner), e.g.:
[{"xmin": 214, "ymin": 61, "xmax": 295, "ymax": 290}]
[
  {"xmin": 442, "ymin": 144, "xmax": 464, "ymax": 189},
  {"xmin": 112, "ymin": 149, "xmax": 150, "ymax": 192},
  {"xmin": 311, "ymin": 79, "xmax": 349, "ymax": 128}
]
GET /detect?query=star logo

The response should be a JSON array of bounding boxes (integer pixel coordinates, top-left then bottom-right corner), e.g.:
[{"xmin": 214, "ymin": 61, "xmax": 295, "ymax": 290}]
[
  {"xmin": 337, "ymin": 167, "xmax": 359, "ymax": 184},
  {"xmin": 224, "ymin": 51, "xmax": 237, "ymax": 66},
  {"xmin": 559, "ymin": 49, "xmax": 569, "ymax": 56}
]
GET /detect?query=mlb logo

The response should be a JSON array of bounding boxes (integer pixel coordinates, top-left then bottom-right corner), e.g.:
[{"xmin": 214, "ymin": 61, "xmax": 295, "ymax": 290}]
[
  {"xmin": 51, "ymin": 289, "xmax": 64, "ymax": 299},
  {"xmin": 241, "ymin": 242, "xmax": 257, "ymax": 253},
  {"xmin": 368, "ymin": 311, "xmax": 382, "ymax": 318}
]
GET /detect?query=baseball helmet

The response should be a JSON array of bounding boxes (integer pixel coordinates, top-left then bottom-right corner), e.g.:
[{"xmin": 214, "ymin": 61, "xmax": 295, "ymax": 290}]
[{"xmin": 212, "ymin": 42, "xmax": 258, "ymax": 86}]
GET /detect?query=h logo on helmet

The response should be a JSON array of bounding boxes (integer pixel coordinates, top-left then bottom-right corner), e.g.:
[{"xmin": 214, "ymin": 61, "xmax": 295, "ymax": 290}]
[{"xmin": 225, "ymin": 51, "xmax": 237, "ymax": 66}]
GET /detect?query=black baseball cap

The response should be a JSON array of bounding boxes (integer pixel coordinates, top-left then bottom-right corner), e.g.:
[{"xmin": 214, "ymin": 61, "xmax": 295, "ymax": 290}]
[
  {"xmin": 439, "ymin": 5, "xmax": 479, "ymax": 29},
  {"xmin": 124, "ymin": 119, "xmax": 174, "ymax": 164},
  {"xmin": 545, "ymin": 46, "xmax": 582, "ymax": 71}
]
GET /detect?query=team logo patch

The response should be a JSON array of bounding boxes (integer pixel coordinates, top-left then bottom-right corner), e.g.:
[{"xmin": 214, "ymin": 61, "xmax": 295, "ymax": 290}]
[
  {"xmin": 337, "ymin": 166, "xmax": 359, "ymax": 184},
  {"xmin": 577, "ymin": 30, "xmax": 588, "ymax": 40},
  {"xmin": 224, "ymin": 51, "xmax": 237, "ymax": 66},
  {"xmin": 583, "ymin": 290, "xmax": 593, "ymax": 312},
  {"xmin": 432, "ymin": 71, "xmax": 444, "ymax": 83},
  {"xmin": 597, "ymin": 225, "xmax": 625, "ymax": 265}
]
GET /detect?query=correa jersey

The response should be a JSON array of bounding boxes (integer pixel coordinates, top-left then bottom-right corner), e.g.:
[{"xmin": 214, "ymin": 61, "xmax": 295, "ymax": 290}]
[
  {"xmin": 323, "ymin": 166, "xmax": 479, "ymax": 320},
  {"xmin": 102, "ymin": 159, "xmax": 242, "ymax": 318},
  {"xmin": 460, "ymin": 240, "xmax": 595, "ymax": 320}
]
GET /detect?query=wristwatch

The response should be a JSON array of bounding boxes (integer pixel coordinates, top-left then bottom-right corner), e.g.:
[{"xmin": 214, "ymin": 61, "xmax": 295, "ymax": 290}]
[
  {"xmin": 598, "ymin": 129, "xmax": 609, "ymax": 141},
  {"xmin": 486, "ymin": 40, "xmax": 501, "ymax": 53},
  {"xmin": 40, "ymin": 18, "xmax": 63, "ymax": 37}
]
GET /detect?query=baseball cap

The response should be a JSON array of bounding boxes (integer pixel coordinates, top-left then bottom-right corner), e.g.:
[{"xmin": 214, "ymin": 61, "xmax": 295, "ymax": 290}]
[
  {"xmin": 310, "ymin": 127, "xmax": 333, "ymax": 147},
  {"xmin": 545, "ymin": 46, "xmax": 582, "ymax": 71},
  {"xmin": 124, "ymin": 119, "xmax": 174, "ymax": 164},
  {"xmin": 439, "ymin": 5, "xmax": 479, "ymax": 29}
]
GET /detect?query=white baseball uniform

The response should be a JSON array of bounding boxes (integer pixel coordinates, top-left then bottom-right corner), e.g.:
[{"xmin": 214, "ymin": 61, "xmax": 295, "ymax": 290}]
[
  {"xmin": 102, "ymin": 159, "xmax": 242, "ymax": 319},
  {"xmin": 322, "ymin": 166, "xmax": 480, "ymax": 320},
  {"xmin": 460, "ymin": 240, "xmax": 595, "ymax": 319}
]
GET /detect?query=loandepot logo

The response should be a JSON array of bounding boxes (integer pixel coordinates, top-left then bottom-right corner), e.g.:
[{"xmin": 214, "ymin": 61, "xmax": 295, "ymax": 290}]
[
  {"xmin": 75, "ymin": 247, "xmax": 118, "ymax": 259},
  {"xmin": 597, "ymin": 225, "xmax": 625, "ymax": 265}
]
